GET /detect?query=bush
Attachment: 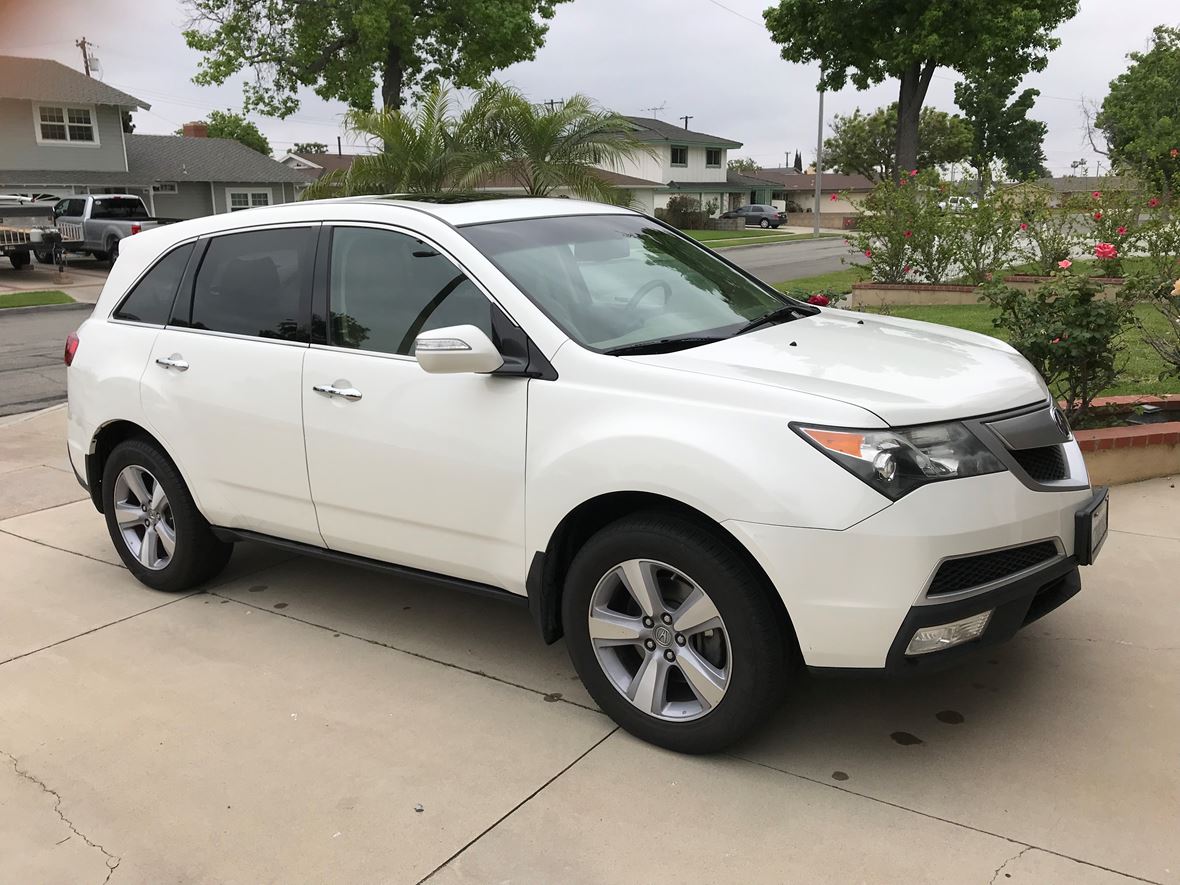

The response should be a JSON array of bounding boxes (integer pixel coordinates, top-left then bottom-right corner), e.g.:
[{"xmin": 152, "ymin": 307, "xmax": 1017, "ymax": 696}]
[
  {"xmin": 978, "ymin": 269, "xmax": 1135, "ymax": 421},
  {"xmin": 848, "ymin": 176, "xmax": 922, "ymax": 282},
  {"xmin": 1121, "ymin": 178, "xmax": 1180, "ymax": 378},
  {"xmin": 778, "ymin": 285, "xmax": 849, "ymax": 307},
  {"xmin": 948, "ymin": 196, "xmax": 1021, "ymax": 285},
  {"xmin": 663, "ymin": 194, "xmax": 709, "ymax": 229}
]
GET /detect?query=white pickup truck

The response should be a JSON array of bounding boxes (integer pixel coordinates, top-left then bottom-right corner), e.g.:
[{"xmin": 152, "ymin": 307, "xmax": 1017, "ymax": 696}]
[{"xmin": 50, "ymin": 194, "xmax": 175, "ymax": 265}]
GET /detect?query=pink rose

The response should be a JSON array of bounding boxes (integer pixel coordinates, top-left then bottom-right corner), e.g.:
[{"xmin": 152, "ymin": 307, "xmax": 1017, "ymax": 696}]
[
  {"xmin": 1117, "ymin": 226, "xmax": 1127, "ymax": 235},
  {"xmin": 903, "ymin": 230, "xmax": 912, "ymax": 238},
  {"xmin": 903, "ymin": 264, "xmax": 911, "ymax": 274},
  {"xmin": 864, "ymin": 249, "xmax": 872, "ymax": 258},
  {"xmin": 1058, "ymin": 259, "xmax": 1072, "ymax": 269},
  {"xmin": 1051, "ymin": 337, "xmax": 1061, "ymax": 344},
  {"xmin": 829, "ymin": 193, "xmax": 838, "ymax": 201},
  {"xmin": 1149, "ymin": 197, "xmax": 1160, "ymax": 208},
  {"xmin": 1019, "ymin": 222, "xmax": 1028, "ymax": 230},
  {"xmin": 910, "ymin": 169, "xmax": 918, "ymax": 177},
  {"xmin": 1092, "ymin": 191, "xmax": 1101, "ymax": 199},
  {"xmin": 1172, "ymin": 148, "xmax": 1179, "ymax": 158},
  {"xmin": 1094, "ymin": 242, "xmax": 1118, "ymax": 260},
  {"xmin": 807, "ymin": 293, "xmax": 830, "ymax": 306}
]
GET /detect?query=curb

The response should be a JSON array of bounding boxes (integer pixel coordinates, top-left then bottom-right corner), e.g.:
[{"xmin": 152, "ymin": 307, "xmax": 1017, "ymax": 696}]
[
  {"xmin": 714, "ymin": 236, "xmax": 843, "ymax": 252},
  {"xmin": 0, "ymin": 301, "xmax": 94, "ymax": 317}
]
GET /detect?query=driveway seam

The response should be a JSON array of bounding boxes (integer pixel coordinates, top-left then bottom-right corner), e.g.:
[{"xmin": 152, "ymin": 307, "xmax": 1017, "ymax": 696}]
[
  {"xmin": 208, "ymin": 591, "xmax": 605, "ymax": 715},
  {"xmin": 729, "ymin": 753, "xmax": 1162, "ymax": 884},
  {"xmin": 2, "ymin": 749, "xmax": 121, "ymax": 883},
  {"xmin": 0, "ymin": 528, "xmax": 124, "ymax": 568},
  {"xmin": 416, "ymin": 727, "xmax": 619, "ymax": 884},
  {"xmin": 1109, "ymin": 528, "xmax": 1180, "ymax": 543}
]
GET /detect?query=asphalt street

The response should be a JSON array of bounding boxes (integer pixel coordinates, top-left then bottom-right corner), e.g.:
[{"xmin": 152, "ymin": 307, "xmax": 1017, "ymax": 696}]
[{"xmin": 0, "ymin": 237, "xmax": 860, "ymax": 417}]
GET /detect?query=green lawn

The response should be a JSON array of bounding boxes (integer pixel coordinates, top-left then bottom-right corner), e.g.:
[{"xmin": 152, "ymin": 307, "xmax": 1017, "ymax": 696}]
[
  {"xmin": 773, "ymin": 267, "xmax": 867, "ymax": 295},
  {"xmin": 0, "ymin": 290, "xmax": 75, "ymax": 309},
  {"xmin": 864, "ymin": 303, "xmax": 1175, "ymax": 397},
  {"xmin": 684, "ymin": 229, "xmax": 838, "ymax": 249}
]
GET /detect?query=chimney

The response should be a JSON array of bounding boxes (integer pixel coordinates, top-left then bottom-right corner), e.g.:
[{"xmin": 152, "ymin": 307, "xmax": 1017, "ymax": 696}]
[{"xmin": 182, "ymin": 121, "xmax": 209, "ymax": 138}]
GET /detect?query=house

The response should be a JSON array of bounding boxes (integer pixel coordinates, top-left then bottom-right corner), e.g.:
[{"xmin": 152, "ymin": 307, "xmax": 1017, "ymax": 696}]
[
  {"xmin": 740, "ymin": 168, "xmax": 875, "ymax": 213},
  {"xmin": 1000, "ymin": 176, "xmax": 1133, "ymax": 208},
  {"xmin": 0, "ymin": 56, "xmax": 312, "ymax": 217},
  {"xmin": 279, "ymin": 149, "xmax": 664, "ymax": 213}
]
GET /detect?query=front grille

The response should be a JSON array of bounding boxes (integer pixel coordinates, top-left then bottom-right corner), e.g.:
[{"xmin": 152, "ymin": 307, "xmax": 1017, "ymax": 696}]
[
  {"xmin": 928, "ymin": 541, "xmax": 1060, "ymax": 596},
  {"xmin": 1010, "ymin": 444, "xmax": 1068, "ymax": 482}
]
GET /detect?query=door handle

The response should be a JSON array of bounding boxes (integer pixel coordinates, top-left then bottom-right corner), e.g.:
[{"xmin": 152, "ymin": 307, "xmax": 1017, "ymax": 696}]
[
  {"xmin": 155, "ymin": 355, "xmax": 189, "ymax": 371},
  {"xmin": 313, "ymin": 383, "xmax": 363, "ymax": 401}
]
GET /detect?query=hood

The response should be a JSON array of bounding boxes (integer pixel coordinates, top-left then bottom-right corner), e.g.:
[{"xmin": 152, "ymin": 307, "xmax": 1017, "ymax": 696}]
[{"xmin": 629, "ymin": 309, "xmax": 1049, "ymax": 426}]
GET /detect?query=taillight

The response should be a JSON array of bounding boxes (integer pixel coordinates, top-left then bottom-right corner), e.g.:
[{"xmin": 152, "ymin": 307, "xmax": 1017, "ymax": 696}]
[
  {"xmin": 64, "ymin": 332, "xmax": 79, "ymax": 366},
  {"xmin": 130, "ymin": 223, "xmax": 141, "ymax": 235}
]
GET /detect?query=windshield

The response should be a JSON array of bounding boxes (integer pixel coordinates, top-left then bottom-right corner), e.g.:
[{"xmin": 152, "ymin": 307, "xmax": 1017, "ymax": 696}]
[
  {"xmin": 91, "ymin": 198, "xmax": 149, "ymax": 220},
  {"xmin": 460, "ymin": 214, "xmax": 797, "ymax": 352}
]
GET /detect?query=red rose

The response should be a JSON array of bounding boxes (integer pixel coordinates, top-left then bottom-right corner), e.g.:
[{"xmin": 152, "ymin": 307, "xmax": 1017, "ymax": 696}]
[
  {"xmin": 1094, "ymin": 242, "xmax": 1118, "ymax": 260},
  {"xmin": 807, "ymin": 293, "xmax": 830, "ymax": 306},
  {"xmin": 1117, "ymin": 226, "xmax": 1127, "ymax": 235},
  {"xmin": 903, "ymin": 264, "xmax": 911, "ymax": 274},
  {"xmin": 1091, "ymin": 191, "xmax": 1101, "ymax": 199},
  {"xmin": 1019, "ymin": 222, "xmax": 1028, "ymax": 230},
  {"xmin": 865, "ymin": 249, "xmax": 872, "ymax": 257},
  {"xmin": 829, "ymin": 193, "xmax": 838, "ymax": 201},
  {"xmin": 1149, "ymin": 197, "xmax": 1160, "ymax": 207},
  {"xmin": 903, "ymin": 230, "xmax": 912, "ymax": 238},
  {"xmin": 1093, "ymin": 211, "xmax": 1103, "ymax": 220}
]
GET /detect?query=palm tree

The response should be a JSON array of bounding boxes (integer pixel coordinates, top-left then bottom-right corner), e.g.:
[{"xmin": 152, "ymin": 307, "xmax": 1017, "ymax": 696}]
[
  {"xmin": 302, "ymin": 84, "xmax": 493, "ymax": 198},
  {"xmin": 473, "ymin": 87, "xmax": 654, "ymax": 203}
]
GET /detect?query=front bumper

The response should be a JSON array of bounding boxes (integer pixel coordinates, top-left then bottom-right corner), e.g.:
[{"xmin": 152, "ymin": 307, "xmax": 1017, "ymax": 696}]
[{"xmin": 725, "ymin": 464, "xmax": 1095, "ymax": 669}]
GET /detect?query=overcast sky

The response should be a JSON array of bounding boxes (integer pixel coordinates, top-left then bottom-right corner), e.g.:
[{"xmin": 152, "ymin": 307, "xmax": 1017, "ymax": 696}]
[{"xmin": 1, "ymin": 0, "xmax": 1175, "ymax": 174}]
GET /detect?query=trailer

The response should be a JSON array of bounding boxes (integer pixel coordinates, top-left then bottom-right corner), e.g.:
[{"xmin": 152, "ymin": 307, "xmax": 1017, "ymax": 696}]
[{"xmin": 0, "ymin": 195, "xmax": 80, "ymax": 270}]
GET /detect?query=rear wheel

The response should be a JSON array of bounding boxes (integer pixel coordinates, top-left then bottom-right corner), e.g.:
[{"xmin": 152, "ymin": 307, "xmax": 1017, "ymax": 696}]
[
  {"xmin": 563, "ymin": 513, "xmax": 791, "ymax": 753},
  {"xmin": 759, "ymin": 218, "xmax": 771, "ymax": 229},
  {"xmin": 105, "ymin": 237, "xmax": 120, "ymax": 267},
  {"xmin": 102, "ymin": 438, "xmax": 232, "ymax": 592},
  {"xmin": 34, "ymin": 250, "xmax": 55, "ymax": 264},
  {"xmin": 8, "ymin": 252, "xmax": 30, "ymax": 269}
]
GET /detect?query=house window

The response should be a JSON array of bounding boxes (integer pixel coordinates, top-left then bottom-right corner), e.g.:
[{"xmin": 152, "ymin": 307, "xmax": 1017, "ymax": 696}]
[
  {"xmin": 34, "ymin": 103, "xmax": 98, "ymax": 145},
  {"xmin": 671, "ymin": 146, "xmax": 688, "ymax": 167},
  {"xmin": 152, "ymin": 182, "xmax": 179, "ymax": 194},
  {"xmin": 706, "ymin": 148, "xmax": 722, "ymax": 168},
  {"xmin": 226, "ymin": 188, "xmax": 272, "ymax": 211}
]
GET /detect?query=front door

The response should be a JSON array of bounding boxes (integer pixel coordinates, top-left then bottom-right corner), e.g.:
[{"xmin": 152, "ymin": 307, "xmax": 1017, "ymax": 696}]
[
  {"xmin": 301, "ymin": 224, "xmax": 528, "ymax": 590},
  {"xmin": 141, "ymin": 224, "xmax": 322, "ymax": 544}
]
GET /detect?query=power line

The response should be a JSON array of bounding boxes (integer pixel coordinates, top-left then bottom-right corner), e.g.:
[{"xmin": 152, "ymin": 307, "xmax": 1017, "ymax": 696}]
[{"xmin": 701, "ymin": 0, "xmax": 763, "ymax": 27}]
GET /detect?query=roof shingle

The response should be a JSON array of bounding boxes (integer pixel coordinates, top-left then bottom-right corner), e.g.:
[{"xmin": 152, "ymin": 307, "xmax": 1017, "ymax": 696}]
[
  {"xmin": 0, "ymin": 56, "xmax": 149, "ymax": 109},
  {"xmin": 623, "ymin": 117, "xmax": 741, "ymax": 149}
]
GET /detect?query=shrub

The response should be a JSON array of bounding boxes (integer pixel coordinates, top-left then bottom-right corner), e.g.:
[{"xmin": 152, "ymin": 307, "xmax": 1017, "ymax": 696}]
[
  {"xmin": 1012, "ymin": 188, "xmax": 1085, "ymax": 275},
  {"xmin": 848, "ymin": 177, "xmax": 921, "ymax": 283},
  {"xmin": 978, "ymin": 269, "xmax": 1135, "ymax": 421},
  {"xmin": 778, "ymin": 285, "xmax": 849, "ymax": 307},
  {"xmin": 663, "ymin": 195, "xmax": 709, "ymax": 229},
  {"xmin": 948, "ymin": 196, "xmax": 1021, "ymax": 285},
  {"xmin": 1121, "ymin": 180, "xmax": 1180, "ymax": 378}
]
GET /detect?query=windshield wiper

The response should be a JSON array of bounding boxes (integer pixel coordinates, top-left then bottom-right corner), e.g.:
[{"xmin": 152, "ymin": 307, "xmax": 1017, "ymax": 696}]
[
  {"xmin": 736, "ymin": 304, "xmax": 810, "ymax": 336},
  {"xmin": 603, "ymin": 336, "xmax": 727, "ymax": 356}
]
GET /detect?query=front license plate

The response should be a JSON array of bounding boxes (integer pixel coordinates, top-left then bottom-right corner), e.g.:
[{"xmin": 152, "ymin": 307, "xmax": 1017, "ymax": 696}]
[{"xmin": 1075, "ymin": 487, "xmax": 1109, "ymax": 566}]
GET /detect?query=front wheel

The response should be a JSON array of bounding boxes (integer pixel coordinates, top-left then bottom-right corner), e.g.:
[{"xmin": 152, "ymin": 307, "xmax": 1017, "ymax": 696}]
[
  {"xmin": 562, "ymin": 513, "xmax": 791, "ymax": 753},
  {"xmin": 102, "ymin": 437, "xmax": 233, "ymax": 592}
]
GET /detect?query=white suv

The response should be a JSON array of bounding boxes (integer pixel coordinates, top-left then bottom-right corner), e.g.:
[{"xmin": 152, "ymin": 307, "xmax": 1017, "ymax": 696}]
[{"xmin": 65, "ymin": 196, "xmax": 1108, "ymax": 752}]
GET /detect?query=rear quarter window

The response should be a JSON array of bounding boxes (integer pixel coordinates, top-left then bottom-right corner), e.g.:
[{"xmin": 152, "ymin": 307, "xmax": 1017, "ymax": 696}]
[{"xmin": 112, "ymin": 242, "xmax": 195, "ymax": 325}]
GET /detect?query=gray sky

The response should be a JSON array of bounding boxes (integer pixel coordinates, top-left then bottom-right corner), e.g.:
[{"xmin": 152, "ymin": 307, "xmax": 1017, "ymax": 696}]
[{"xmin": 1, "ymin": 0, "xmax": 1175, "ymax": 174}]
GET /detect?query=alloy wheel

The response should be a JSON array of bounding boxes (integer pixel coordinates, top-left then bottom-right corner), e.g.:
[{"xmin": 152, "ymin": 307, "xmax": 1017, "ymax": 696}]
[
  {"xmin": 112, "ymin": 465, "xmax": 176, "ymax": 570},
  {"xmin": 587, "ymin": 559, "xmax": 731, "ymax": 721}
]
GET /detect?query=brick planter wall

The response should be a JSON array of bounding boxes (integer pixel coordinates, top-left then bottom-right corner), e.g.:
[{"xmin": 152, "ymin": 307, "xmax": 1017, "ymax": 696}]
[
  {"xmin": 783, "ymin": 212, "xmax": 857, "ymax": 230},
  {"xmin": 850, "ymin": 282, "xmax": 980, "ymax": 306},
  {"xmin": 1072, "ymin": 396, "xmax": 1180, "ymax": 485},
  {"xmin": 1004, "ymin": 275, "xmax": 1124, "ymax": 299}
]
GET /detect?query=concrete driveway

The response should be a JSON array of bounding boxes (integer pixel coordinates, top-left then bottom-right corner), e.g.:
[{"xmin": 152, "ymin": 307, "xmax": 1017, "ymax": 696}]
[{"xmin": 0, "ymin": 406, "xmax": 1176, "ymax": 884}]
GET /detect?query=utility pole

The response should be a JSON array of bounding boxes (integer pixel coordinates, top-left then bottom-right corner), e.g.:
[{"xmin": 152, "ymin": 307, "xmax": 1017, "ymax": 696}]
[
  {"xmin": 679, "ymin": 115, "xmax": 693, "ymax": 130},
  {"xmin": 76, "ymin": 37, "xmax": 92, "ymax": 77},
  {"xmin": 812, "ymin": 83, "xmax": 824, "ymax": 239},
  {"xmin": 545, "ymin": 99, "xmax": 559, "ymax": 112}
]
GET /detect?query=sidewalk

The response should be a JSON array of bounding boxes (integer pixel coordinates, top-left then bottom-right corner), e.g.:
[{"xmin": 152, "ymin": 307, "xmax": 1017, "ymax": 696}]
[
  {"xmin": 0, "ymin": 260, "xmax": 108, "ymax": 305},
  {"xmin": 0, "ymin": 406, "xmax": 1176, "ymax": 883}
]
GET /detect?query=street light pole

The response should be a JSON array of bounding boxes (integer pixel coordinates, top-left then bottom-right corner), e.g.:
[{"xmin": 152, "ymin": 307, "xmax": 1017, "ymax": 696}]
[{"xmin": 812, "ymin": 83, "xmax": 824, "ymax": 239}]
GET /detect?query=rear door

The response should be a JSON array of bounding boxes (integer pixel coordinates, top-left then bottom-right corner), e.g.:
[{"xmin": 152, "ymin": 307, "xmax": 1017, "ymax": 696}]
[{"xmin": 140, "ymin": 223, "xmax": 322, "ymax": 544}]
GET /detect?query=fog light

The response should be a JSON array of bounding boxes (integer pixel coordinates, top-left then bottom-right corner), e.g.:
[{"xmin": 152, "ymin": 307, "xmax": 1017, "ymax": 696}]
[{"xmin": 905, "ymin": 610, "xmax": 993, "ymax": 656}]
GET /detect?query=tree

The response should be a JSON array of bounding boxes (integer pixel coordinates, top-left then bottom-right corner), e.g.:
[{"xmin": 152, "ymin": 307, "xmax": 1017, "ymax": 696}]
[
  {"xmin": 793, "ymin": 150, "xmax": 803, "ymax": 173},
  {"xmin": 177, "ymin": 110, "xmax": 272, "ymax": 155},
  {"xmin": 823, "ymin": 104, "xmax": 971, "ymax": 181},
  {"xmin": 954, "ymin": 72, "xmax": 1048, "ymax": 186},
  {"xmin": 467, "ymin": 85, "xmax": 655, "ymax": 202},
  {"xmin": 292, "ymin": 141, "xmax": 329, "ymax": 155},
  {"xmin": 764, "ymin": 0, "xmax": 1077, "ymax": 181},
  {"xmin": 727, "ymin": 156, "xmax": 762, "ymax": 174},
  {"xmin": 183, "ymin": 0, "xmax": 571, "ymax": 114},
  {"xmin": 121, "ymin": 110, "xmax": 135, "ymax": 134},
  {"xmin": 1095, "ymin": 25, "xmax": 1180, "ymax": 193}
]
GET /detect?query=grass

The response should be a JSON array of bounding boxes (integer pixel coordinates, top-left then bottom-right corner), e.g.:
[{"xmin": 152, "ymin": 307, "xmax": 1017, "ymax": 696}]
[
  {"xmin": 864, "ymin": 303, "xmax": 1175, "ymax": 397},
  {"xmin": 683, "ymin": 229, "xmax": 837, "ymax": 249},
  {"xmin": 0, "ymin": 290, "xmax": 74, "ymax": 309},
  {"xmin": 773, "ymin": 267, "xmax": 867, "ymax": 295}
]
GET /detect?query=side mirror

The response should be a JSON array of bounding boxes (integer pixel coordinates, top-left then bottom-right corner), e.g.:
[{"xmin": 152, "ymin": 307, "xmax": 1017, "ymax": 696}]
[{"xmin": 413, "ymin": 324, "xmax": 504, "ymax": 375}]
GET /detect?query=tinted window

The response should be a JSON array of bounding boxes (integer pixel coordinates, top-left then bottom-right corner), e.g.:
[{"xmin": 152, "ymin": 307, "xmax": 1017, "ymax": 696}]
[
  {"xmin": 113, "ymin": 242, "xmax": 193, "ymax": 324},
  {"xmin": 328, "ymin": 227, "xmax": 492, "ymax": 355},
  {"xmin": 90, "ymin": 198, "xmax": 149, "ymax": 220},
  {"xmin": 186, "ymin": 227, "xmax": 314, "ymax": 340}
]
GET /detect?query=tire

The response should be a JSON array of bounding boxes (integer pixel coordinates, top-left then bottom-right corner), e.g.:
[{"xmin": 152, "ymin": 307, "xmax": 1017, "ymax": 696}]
[
  {"xmin": 759, "ymin": 218, "xmax": 771, "ymax": 228},
  {"xmin": 562, "ymin": 512, "xmax": 791, "ymax": 753},
  {"xmin": 34, "ymin": 250, "xmax": 55, "ymax": 264},
  {"xmin": 102, "ymin": 437, "xmax": 233, "ymax": 592},
  {"xmin": 8, "ymin": 252, "xmax": 31, "ymax": 270},
  {"xmin": 105, "ymin": 237, "xmax": 120, "ymax": 267}
]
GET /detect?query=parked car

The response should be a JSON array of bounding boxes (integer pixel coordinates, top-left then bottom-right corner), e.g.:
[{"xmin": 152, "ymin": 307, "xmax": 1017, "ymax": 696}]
[
  {"xmin": 939, "ymin": 195, "xmax": 978, "ymax": 213},
  {"xmin": 51, "ymin": 194, "xmax": 176, "ymax": 265},
  {"xmin": 0, "ymin": 194, "xmax": 76, "ymax": 269},
  {"xmin": 65, "ymin": 196, "xmax": 1107, "ymax": 753},
  {"xmin": 720, "ymin": 204, "xmax": 785, "ymax": 228}
]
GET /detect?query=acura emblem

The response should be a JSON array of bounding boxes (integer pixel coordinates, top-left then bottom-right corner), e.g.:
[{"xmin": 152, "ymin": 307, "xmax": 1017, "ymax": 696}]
[{"xmin": 1053, "ymin": 408, "xmax": 1070, "ymax": 437}]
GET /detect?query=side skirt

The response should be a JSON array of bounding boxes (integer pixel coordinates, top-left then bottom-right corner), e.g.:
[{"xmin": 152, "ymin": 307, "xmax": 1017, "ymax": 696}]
[{"xmin": 211, "ymin": 527, "xmax": 528, "ymax": 608}]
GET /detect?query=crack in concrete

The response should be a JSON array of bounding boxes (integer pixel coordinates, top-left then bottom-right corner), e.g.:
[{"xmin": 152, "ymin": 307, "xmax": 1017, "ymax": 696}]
[
  {"xmin": 1041, "ymin": 635, "xmax": 1180, "ymax": 652},
  {"xmin": 2, "ymin": 749, "xmax": 121, "ymax": 883},
  {"xmin": 990, "ymin": 845, "xmax": 1032, "ymax": 884}
]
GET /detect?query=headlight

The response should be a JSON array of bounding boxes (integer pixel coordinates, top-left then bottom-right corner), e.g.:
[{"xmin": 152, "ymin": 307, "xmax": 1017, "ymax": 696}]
[{"xmin": 793, "ymin": 421, "xmax": 1006, "ymax": 500}]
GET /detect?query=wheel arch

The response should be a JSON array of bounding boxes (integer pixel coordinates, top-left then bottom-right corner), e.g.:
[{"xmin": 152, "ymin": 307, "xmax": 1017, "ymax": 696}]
[
  {"xmin": 86, "ymin": 420, "xmax": 176, "ymax": 514},
  {"xmin": 527, "ymin": 490, "xmax": 794, "ymax": 649}
]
